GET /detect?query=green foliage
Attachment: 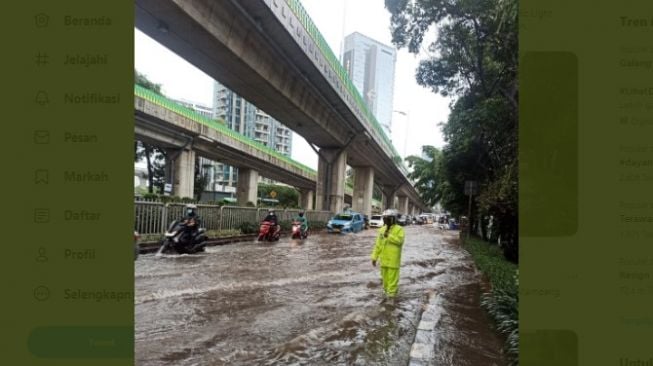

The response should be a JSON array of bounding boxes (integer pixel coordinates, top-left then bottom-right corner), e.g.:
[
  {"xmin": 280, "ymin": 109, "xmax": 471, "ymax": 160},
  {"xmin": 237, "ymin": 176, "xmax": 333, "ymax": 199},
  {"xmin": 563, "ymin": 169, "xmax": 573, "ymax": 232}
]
[
  {"xmin": 135, "ymin": 140, "xmax": 167, "ymax": 194},
  {"xmin": 405, "ymin": 146, "xmax": 442, "ymax": 206},
  {"xmin": 238, "ymin": 221, "xmax": 258, "ymax": 235},
  {"xmin": 134, "ymin": 71, "xmax": 169, "ymax": 195},
  {"xmin": 142, "ymin": 193, "xmax": 159, "ymax": 201},
  {"xmin": 311, "ymin": 221, "xmax": 325, "ymax": 230},
  {"xmin": 279, "ymin": 220, "xmax": 293, "ymax": 232},
  {"xmin": 137, "ymin": 194, "xmax": 199, "ymax": 204},
  {"xmin": 386, "ymin": 0, "xmax": 518, "ymax": 261},
  {"xmin": 464, "ymin": 237, "xmax": 517, "ymax": 291},
  {"xmin": 135, "ymin": 70, "xmax": 163, "ymax": 94},
  {"xmin": 202, "ymin": 199, "xmax": 231, "ymax": 207},
  {"xmin": 258, "ymin": 183, "xmax": 300, "ymax": 208},
  {"xmin": 464, "ymin": 237, "xmax": 518, "ymax": 365},
  {"xmin": 481, "ymin": 289, "xmax": 518, "ymax": 366},
  {"xmin": 194, "ymin": 158, "xmax": 210, "ymax": 201}
]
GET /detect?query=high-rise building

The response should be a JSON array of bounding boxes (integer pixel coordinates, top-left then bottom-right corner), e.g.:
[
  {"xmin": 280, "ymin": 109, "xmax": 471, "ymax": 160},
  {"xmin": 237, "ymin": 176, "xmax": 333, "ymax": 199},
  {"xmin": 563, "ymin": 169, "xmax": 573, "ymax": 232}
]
[
  {"xmin": 342, "ymin": 32, "xmax": 397, "ymax": 138},
  {"xmin": 209, "ymin": 81, "xmax": 293, "ymax": 191}
]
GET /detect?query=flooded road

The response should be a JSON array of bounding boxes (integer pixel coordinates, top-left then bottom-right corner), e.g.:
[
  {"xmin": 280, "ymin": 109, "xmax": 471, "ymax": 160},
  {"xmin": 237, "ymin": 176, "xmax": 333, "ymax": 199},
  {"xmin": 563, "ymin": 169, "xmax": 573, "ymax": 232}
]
[{"xmin": 135, "ymin": 226, "xmax": 506, "ymax": 365}]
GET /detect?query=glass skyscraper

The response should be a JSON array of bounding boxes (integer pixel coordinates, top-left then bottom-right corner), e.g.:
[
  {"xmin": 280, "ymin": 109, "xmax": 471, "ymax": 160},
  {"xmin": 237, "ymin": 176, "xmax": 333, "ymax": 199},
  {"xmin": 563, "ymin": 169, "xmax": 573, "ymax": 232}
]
[{"xmin": 342, "ymin": 32, "xmax": 397, "ymax": 138}]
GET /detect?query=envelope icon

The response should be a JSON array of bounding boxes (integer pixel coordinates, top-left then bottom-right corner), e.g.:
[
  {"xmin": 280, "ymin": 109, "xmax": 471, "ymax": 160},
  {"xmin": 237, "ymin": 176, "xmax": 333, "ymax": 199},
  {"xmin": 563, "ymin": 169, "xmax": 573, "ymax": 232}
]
[{"xmin": 34, "ymin": 130, "xmax": 50, "ymax": 144}]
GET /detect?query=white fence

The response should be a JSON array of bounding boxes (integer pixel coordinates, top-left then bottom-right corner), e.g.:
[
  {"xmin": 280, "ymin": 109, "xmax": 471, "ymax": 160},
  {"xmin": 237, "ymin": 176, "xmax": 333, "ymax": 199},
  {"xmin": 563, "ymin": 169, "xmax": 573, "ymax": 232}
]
[{"xmin": 134, "ymin": 201, "xmax": 333, "ymax": 235}]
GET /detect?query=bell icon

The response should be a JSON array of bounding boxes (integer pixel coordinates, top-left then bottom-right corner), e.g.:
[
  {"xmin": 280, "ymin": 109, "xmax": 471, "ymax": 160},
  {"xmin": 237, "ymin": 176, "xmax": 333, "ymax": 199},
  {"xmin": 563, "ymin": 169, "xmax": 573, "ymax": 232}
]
[{"xmin": 35, "ymin": 91, "xmax": 49, "ymax": 106}]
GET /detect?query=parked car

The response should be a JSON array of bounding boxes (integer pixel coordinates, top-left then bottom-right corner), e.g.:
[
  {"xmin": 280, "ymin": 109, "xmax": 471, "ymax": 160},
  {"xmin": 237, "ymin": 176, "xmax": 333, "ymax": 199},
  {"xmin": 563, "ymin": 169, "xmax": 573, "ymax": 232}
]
[
  {"xmin": 397, "ymin": 214, "xmax": 407, "ymax": 226},
  {"xmin": 369, "ymin": 214, "xmax": 384, "ymax": 228},
  {"xmin": 327, "ymin": 211, "xmax": 365, "ymax": 233}
]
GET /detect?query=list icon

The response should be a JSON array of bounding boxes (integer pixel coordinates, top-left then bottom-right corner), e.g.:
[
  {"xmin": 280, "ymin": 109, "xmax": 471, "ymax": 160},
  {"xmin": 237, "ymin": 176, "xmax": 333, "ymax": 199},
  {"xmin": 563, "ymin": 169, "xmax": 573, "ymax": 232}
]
[{"xmin": 34, "ymin": 208, "xmax": 50, "ymax": 223}]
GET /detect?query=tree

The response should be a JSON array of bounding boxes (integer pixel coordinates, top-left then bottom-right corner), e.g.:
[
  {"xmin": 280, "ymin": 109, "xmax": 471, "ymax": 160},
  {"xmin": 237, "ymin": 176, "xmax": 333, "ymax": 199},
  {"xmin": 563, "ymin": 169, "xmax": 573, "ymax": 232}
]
[
  {"xmin": 405, "ymin": 146, "xmax": 442, "ymax": 207},
  {"xmin": 134, "ymin": 70, "xmax": 168, "ymax": 194},
  {"xmin": 386, "ymin": 0, "xmax": 518, "ymax": 262},
  {"xmin": 194, "ymin": 158, "xmax": 211, "ymax": 201},
  {"xmin": 134, "ymin": 140, "xmax": 167, "ymax": 194},
  {"xmin": 135, "ymin": 69, "xmax": 163, "ymax": 93},
  {"xmin": 258, "ymin": 183, "xmax": 300, "ymax": 208}
]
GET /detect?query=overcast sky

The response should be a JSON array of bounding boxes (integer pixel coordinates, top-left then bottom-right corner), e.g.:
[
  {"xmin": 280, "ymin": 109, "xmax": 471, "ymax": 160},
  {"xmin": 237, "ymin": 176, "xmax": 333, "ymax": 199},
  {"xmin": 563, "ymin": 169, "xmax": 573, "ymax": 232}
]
[{"xmin": 134, "ymin": 0, "xmax": 449, "ymax": 170}]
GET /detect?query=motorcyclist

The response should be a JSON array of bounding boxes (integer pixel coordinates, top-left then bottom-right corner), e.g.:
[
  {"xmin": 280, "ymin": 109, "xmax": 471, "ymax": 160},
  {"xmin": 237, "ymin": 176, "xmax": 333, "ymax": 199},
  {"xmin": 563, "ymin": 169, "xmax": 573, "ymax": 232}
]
[
  {"xmin": 181, "ymin": 204, "xmax": 202, "ymax": 243},
  {"xmin": 263, "ymin": 208, "xmax": 281, "ymax": 236},
  {"xmin": 294, "ymin": 211, "xmax": 309, "ymax": 235},
  {"xmin": 370, "ymin": 209, "xmax": 405, "ymax": 300}
]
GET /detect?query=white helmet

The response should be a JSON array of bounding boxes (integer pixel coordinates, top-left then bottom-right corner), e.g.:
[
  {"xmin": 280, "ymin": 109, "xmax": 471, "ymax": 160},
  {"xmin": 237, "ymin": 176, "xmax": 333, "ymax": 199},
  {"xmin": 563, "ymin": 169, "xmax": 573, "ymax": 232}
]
[
  {"xmin": 185, "ymin": 204, "xmax": 198, "ymax": 217},
  {"xmin": 382, "ymin": 209, "xmax": 399, "ymax": 218}
]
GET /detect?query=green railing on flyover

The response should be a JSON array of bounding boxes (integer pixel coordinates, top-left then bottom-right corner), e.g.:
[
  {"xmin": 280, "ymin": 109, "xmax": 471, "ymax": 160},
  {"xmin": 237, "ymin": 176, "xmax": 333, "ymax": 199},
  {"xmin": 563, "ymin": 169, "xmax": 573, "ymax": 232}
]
[
  {"xmin": 285, "ymin": 0, "xmax": 408, "ymax": 175},
  {"xmin": 134, "ymin": 84, "xmax": 317, "ymax": 179}
]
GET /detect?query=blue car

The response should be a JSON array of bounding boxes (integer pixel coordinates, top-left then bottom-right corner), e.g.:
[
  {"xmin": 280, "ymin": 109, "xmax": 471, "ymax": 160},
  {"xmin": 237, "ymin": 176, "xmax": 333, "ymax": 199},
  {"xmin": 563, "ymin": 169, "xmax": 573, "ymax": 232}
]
[{"xmin": 326, "ymin": 211, "xmax": 365, "ymax": 233}]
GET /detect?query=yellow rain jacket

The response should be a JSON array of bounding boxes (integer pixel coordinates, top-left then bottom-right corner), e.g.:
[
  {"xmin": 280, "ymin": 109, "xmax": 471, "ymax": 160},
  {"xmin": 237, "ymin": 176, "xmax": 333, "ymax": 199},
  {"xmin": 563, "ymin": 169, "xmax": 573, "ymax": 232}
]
[{"xmin": 371, "ymin": 224, "xmax": 405, "ymax": 269}]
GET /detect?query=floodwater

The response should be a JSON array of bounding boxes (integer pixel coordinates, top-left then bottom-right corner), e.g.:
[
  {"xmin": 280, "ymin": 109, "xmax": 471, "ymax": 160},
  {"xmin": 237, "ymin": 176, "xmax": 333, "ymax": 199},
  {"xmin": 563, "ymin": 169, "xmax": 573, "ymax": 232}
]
[{"xmin": 135, "ymin": 226, "xmax": 507, "ymax": 366}]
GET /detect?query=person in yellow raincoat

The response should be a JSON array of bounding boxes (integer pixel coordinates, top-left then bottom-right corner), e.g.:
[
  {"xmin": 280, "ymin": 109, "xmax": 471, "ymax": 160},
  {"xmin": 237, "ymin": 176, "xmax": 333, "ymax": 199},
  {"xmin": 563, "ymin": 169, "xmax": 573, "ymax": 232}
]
[{"xmin": 371, "ymin": 209, "xmax": 405, "ymax": 298}]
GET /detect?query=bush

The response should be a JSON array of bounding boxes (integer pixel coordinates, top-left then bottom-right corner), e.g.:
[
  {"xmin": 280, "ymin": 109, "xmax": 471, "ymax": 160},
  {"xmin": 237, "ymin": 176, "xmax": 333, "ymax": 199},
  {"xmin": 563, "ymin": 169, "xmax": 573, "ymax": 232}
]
[
  {"xmin": 464, "ymin": 237, "xmax": 518, "ymax": 365},
  {"xmin": 142, "ymin": 193, "xmax": 159, "ymax": 201},
  {"xmin": 238, "ymin": 221, "xmax": 258, "ymax": 235},
  {"xmin": 310, "ymin": 221, "xmax": 325, "ymax": 230},
  {"xmin": 279, "ymin": 220, "xmax": 292, "ymax": 232}
]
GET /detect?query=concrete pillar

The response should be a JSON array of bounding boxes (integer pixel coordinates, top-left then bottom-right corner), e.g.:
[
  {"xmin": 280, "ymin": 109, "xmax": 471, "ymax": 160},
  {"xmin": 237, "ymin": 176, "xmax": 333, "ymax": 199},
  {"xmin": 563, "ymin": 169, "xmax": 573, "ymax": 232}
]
[
  {"xmin": 382, "ymin": 185, "xmax": 397, "ymax": 210},
  {"xmin": 236, "ymin": 168, "xmax": 259, "ymax": 206},
  {"xmin": 316, "ymin": 148, "xmax": 347, "ymax": 213},
  {"xmin": 398, "ymin": 195, "xmax": 409, "ymax": 214},
  {"xmin": 166, "ymin": 148, "xmax": 195, "ymax": 198},
  {"xmin": 299, "ymin": 189, "xmax": 314, "ymax": 211},
  {"xmin": 352, "ymin": 166, "xmax": 374, "ymax": 217}
]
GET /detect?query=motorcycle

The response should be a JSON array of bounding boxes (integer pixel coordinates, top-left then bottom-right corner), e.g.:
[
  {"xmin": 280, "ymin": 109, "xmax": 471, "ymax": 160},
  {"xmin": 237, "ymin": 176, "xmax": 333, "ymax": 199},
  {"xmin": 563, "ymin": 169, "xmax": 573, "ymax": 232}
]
[
  {"xmin": 258, "ymin": 220, "xmax": 280, "ymax": 242},
  {"xmin": 291, "ymin": 221, "xmax": 309, "ymax": 239},
  {"xmin": 157, "ymin": 220, "xmax": 207, "ymax": 254}
]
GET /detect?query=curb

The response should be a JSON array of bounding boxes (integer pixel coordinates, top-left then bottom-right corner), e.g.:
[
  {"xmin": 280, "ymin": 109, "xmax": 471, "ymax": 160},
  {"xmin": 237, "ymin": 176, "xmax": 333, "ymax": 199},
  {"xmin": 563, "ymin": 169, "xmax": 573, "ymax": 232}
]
[{"xmin": 409, "ymin": 291, "xmax": 442, "ymax": 365}]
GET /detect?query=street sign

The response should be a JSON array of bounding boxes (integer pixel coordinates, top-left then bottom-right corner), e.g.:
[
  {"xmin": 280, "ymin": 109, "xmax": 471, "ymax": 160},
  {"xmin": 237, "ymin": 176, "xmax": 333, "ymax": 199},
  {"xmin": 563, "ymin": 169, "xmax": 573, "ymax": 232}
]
[
  {"xmin": 269, "ymin": 190, "xmax": 277, "ymax": 198},
  {"xmin": 163, "ymin": 183, "xmax": 173, "ymax": 196},
  {"xmin": 464, "ymin": 180, "xmax": 477, "ymax": 240},
  {"xmin": 464, "ymin": 181, "xmax": 478, "ymax": 196}
]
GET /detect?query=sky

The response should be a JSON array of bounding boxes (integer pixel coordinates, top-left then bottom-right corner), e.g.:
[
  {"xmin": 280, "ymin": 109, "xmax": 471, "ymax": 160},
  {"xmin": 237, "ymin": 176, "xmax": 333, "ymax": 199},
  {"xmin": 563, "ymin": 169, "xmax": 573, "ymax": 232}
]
[{"xmin": 134, "ymin": 0, "xmax": 449, "ymax": 170}]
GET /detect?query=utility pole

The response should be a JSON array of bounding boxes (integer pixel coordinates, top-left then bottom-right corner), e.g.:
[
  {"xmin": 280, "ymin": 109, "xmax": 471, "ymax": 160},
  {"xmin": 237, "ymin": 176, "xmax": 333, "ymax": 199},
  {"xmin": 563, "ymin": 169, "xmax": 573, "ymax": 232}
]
[{"xmin": 464, "ymin": 181, "xmax": 477, "ymax": 239}]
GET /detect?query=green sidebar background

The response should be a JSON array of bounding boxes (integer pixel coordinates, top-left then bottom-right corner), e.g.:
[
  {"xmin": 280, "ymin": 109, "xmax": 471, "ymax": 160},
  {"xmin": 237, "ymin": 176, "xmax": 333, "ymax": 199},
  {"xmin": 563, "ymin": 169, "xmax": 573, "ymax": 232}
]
[
  {"xmin": 520, "ymin": 0, "xmax": 653, "ymax": 365},
  {"xmin": 0, "ymin": 1, "xmax": 133, "ymax": 365}
]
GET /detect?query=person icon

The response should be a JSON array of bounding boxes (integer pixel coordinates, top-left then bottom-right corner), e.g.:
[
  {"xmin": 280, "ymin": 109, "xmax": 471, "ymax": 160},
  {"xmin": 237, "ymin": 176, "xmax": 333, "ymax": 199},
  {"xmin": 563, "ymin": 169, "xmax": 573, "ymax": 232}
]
[{"xmin": 36, "ymin": 247, "xmax": 48, "ymax": 263}]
